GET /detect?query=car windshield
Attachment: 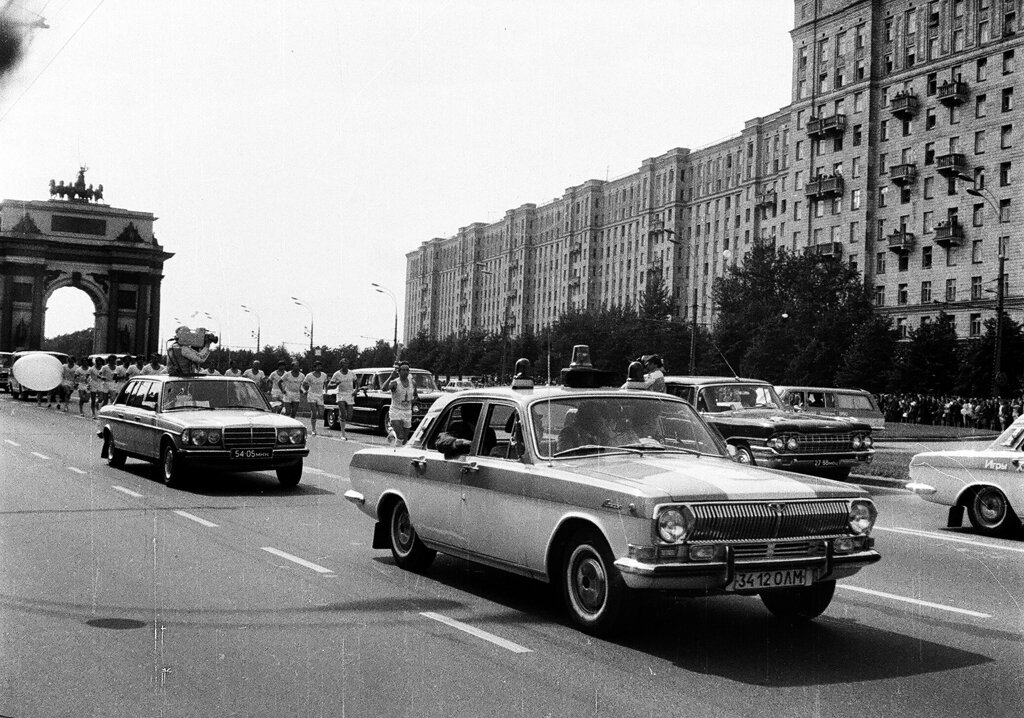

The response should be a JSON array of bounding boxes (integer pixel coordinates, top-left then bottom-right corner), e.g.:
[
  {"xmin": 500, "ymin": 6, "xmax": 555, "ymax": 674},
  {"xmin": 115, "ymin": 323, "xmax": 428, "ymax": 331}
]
[
  {"xmin": 989, "ymin": 421, "xmax": 1024, "ymax": 451},
  {"xmin": 529, "ymin": 395, "xmax": 727, "ymax": 459},
  {"xmin": 161, "ymin": 379, "xmax": 269, "ymax": 411},
  {"xmin": 697, "ymin": 384, "xmax": 784, "ymax": 413},
  {"xmin": 373, "ymin": 371, "xmax": 438, "ymax": 392}
]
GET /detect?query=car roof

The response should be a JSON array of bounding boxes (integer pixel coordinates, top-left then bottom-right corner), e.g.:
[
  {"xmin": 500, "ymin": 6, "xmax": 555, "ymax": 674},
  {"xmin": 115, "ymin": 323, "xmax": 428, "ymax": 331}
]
[
  {"xmin": 429, "ymin": 384, "xmax": 692, "ymax": 409},
  {"xmin": 663, "ymin": 375, "xmax": 771, "ymax": 385},
  {"xmin": 355, "ymin": 367, "xmax": 432, "ymax": 374},
  {"xmin": 776, "ymin": 385, "xmax": 871, "ymax": 394},
  {"xmin": 128, "ymin": 374, "xmax": 255, "ymax": 383}
]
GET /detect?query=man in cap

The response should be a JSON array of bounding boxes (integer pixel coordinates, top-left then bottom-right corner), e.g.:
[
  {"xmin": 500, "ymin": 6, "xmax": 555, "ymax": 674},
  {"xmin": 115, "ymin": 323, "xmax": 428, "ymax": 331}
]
[{"xmin": 640, "ymin": 354, "xmax": 666, "ymax": 392}]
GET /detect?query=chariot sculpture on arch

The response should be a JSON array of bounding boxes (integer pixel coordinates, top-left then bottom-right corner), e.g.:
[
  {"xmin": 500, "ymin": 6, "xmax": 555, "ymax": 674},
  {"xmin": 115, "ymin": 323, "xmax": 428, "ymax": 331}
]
[{"xmin": 48, "ymin": 166, "xmax": 104, "ymax": 203}]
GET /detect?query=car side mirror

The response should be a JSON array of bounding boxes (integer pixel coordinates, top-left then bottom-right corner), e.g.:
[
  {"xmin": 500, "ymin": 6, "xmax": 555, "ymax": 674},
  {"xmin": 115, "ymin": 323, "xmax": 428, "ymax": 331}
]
[{"xmin": 726, "ymin": 444, "xmax": 738, "ymax": 459}]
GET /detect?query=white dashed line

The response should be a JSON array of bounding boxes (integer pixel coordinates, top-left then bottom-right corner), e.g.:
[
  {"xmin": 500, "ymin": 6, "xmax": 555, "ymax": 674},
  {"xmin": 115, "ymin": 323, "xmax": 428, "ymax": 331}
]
[
  {"xmin": 838, "ymin": 585, "xmax": 992, "ymax": 618},
  {"xmin": 260, "ymin": 547, "xmax": 334, "ymax": 574},
  {"xmin": 173, "ymin": 510, "xmax": 218, "ymax": 528},
  {"xmin": 67, "ymin": 467, "xmax": 87, "ymax": 474},
  {"xmin": 875, "ymin": 525, "xmax": 1024, "ymax": 554},
  {"xmin": 420, "ymin": 612, "xmax": 533, "ymax": 654},
  {"xmin": 4, "ymin": 439, "xmax": 20, "ymax": 447},
  {"xmin": 111, "ymin": 486, "xmax": 144, "ymax": 498},
  {"xmin": 31, "ymin": 452, "xmax": 50, "ymax": 460},
  {"xmin": 305, "ymin": 466, "xmax": 343, "ymax": 479}
]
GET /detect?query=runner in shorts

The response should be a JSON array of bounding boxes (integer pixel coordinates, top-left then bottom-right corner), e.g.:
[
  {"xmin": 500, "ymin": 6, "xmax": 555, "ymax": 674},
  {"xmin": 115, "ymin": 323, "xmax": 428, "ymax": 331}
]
[
  {"xmin": 382, "ymin": 361, "xmax": 418, "ymax": 444},
  {"xmin": 302, "ymin": 361, "xmax": 328, "ymax": 435},
  {"xmin": 75, "ymin": 357, "xmax": 90, "ymax": 415},
  {"xmin": 329, "ymin": 359, "xmax": 356, "ymax": 439},
  {"xmin": 278, "ymin": 361, "xmax": 304, "ymax": 418},
  {"xmin": 88, "ymin": 356, "xmax": 106, "ymax": 417},
  {"xmin": 58, "ymin": 355, "xmax": 77, "ymax": 412},
  {"xmin": 268, "ymin": 360, "xmax": 287, "ymax": 412}
]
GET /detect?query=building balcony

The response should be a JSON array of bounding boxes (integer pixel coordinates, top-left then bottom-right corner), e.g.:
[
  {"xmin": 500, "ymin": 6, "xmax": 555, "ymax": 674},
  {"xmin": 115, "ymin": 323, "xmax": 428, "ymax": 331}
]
[
  {"xmin": 812, "ymin": 242, "xmax": 844, "ymax": 258},
  {"xmin": 887, "ymin": 230, "xmax": 916, "ymax": 253},
  {"xmin": 804, "ymin": 173, "xmax": 844, "ymax": 199},
  {"xmin": 934, "ymin": 221, "xmax": 965, "ymax": 248},
  {"xmin": 936, "ymin": 153, "xmax": 969, "ymax": 178},
  {"xmin": 806, "ymin": 114, "xmax": 847, "ymax": 138},
  {"xmin": 755, "ymin": 189, "xmax": 777, "ymax": 208},
  {"xmin": 890, "ymin": 91, "xmax": 920, "ymax": 119},
  {"xmin": 889, "ymin": 162, "xmax": 918, "ymax": 185},
  {"xmin": 937, "ymin": 79, "xmax": 969, "ymax": 106}
]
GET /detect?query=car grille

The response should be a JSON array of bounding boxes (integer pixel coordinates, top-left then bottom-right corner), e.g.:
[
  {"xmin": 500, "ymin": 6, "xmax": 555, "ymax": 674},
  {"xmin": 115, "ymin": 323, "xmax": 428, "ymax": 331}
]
[
  {"xmin": 223, "ymin": 427, "xmax": 278, "ymax": 450},
  {"xmin": 731, "ymin": 540, "xmax": 825, "ymax": 559},
  {"xmin": 787, "ymin": 433, "xmax": 853, "ymax": 454},
  {"xmin": 688, "ymin": 500, "xmax": 850, "ymax": 541}
]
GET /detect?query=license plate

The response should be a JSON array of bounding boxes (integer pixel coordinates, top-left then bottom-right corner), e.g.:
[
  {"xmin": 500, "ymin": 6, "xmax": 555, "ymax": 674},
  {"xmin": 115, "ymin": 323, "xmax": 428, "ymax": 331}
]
[
  {"xmin": 230, "ymin": 448, "xmax": 273, "ymax": 459},
  {"xmin": 813, "ymin": 459, "xmax": 839, "ymax": 467},
  {"xmin": 727, "ymin": 568, "xmax": 812, "ymax": 591}
]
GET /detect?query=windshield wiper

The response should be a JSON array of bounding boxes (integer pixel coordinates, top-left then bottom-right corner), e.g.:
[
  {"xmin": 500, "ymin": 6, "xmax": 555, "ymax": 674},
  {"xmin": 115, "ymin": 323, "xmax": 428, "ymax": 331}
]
[
  {"xmin": 552, "ymin": 444, "xmax": 643, "ymax": 458},
  {"xmin": 219, "ymin": 404, "xmax": 265, "ymax": 409},
  {"xmin": 162, "ymin": 405, "xmax": 215, "ymax": 411}
]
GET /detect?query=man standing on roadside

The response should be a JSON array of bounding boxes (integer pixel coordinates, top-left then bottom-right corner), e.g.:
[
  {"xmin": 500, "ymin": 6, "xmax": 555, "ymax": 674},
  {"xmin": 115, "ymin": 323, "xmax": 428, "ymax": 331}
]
[
  {"xmin": 329, "ymin": 359, "xmax": 356, "ymax": 439},
  {"xmin": 302, "ymin": 360, "xmax": 328, "ymax": 435}
]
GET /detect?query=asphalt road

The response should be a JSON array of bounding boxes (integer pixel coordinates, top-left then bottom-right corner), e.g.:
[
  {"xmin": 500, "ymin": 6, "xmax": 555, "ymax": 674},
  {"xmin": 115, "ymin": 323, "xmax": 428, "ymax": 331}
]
[{"xmin": 1, "ymin": 397, "xmax": 1022, "ymax": 718}]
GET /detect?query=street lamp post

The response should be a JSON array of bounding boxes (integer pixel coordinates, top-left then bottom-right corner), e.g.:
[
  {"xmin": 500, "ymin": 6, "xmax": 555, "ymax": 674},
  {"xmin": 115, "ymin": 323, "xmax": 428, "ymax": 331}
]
[
  {"xmin": 963, "ymin": 182, "xmax": 1007, "ymax": 396},
  {"xmin": 371, "ymin": 283, "xmax": 399, "ymax": 362},
  {"xmin": 240, "ymin": 305, "xmax": 261, "ymax": 352},
  {"xmin": 290, "ymin": 297, "xmax": 314, "ymax": 353}
]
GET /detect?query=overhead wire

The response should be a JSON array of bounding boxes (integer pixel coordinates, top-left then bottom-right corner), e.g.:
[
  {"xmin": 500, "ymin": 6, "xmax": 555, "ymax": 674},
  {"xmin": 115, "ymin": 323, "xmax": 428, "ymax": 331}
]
[{"xmin": 0, "ymin": 0, "xmax": 105, "ymax": 125}]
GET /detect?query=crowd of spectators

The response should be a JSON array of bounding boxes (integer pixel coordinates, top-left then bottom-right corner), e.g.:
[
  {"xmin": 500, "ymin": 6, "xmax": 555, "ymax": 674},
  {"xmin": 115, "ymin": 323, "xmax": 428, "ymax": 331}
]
[{"xmin": 877, "ymin": 393, "xmax": 1024, "ymax": 431}]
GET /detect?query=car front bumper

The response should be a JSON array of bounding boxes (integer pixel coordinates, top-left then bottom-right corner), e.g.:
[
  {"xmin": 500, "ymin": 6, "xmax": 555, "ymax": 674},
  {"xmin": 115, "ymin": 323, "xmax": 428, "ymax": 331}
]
[
  {"xmin": 613, "ymin": 543, "xmax": 880, "ymax": 591},
  {"xmin": 175, "ymin": 446, "xmax": 308, "ymax": 471},
  {"xmin": 753, "ymin": 448, "xmax": 874, "ymax": 470}
]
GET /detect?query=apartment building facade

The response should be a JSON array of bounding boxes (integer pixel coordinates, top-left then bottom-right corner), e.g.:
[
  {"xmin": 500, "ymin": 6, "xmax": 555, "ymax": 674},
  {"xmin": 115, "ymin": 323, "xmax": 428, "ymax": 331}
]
[{"xmin": 405, "ymin": 0, "xmax": 1023, "ymax": 345}]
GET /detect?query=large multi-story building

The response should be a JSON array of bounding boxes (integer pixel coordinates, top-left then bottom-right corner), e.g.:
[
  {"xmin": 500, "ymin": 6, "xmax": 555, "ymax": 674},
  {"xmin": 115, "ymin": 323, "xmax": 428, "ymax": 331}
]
[{"xmin": 405, "ymin": 0, "xmax": 1023, "ymax": 345}]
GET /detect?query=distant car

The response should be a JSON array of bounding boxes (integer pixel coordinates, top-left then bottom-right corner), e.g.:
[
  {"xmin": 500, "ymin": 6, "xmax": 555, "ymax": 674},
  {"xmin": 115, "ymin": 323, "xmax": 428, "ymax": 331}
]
[
  {"xmin": 97, "ymin": 374, "xmax": 308, "ymax": 487},
  {"xmin": 0, "ymin": 351, "xmax": 12, "ymax": 393},
  {"xmin": 908, "ymin": 415, "xmax": 1024, "ymax": 536},
  {"xmin": 8, "ymin": 350, "xmax": 70, "ymax": 400},
  {"xmin": 443, "ymin": 379, "xmax": 476, "ymax": 393},
  {"xmin": 344, "ymin": 354, "xmax": 881, "ymax": 635},
  {"xmin": 776, "ymin": 386, "xmax": 885, "ymax": 432},
  {"xmin": 323, "ymin": 366, "xmax": 443, "ymax": 433},
  {"xmin": 664, "ymin": 376, "xmax": 874, "ymax": 480}
]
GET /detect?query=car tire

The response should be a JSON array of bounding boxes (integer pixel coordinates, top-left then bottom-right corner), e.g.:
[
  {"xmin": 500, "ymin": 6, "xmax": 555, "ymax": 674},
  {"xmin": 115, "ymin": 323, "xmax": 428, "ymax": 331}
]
[
  {"xmin": 734, "ymin": 444, "xmax": 755, "ymax": 465},
  {"xmin": 160, "ymin": 442, "xmax": 186, "ymax": 488},
  {"xmin": 276, "ymin": 460, "xmax": 302, "ymax": 488},
  {"xmin": 561, "ymin": 528, "xmax": 627, "ymax": 636},
  {"xmin": 377, "ymin": 407, "xmax": 391, "ymax": 435},
  {"xmin": 760, "ymin": 579, "xmax": 836, "ymax": 621},
  {"xmin": 105, "ymin": 433, "xmax": 126, "ymax": 469},
  {"xmin": 388, "ymin": 498, "xmax": 435, "ymax": 572},
  {"xmin": 324, "ymin": 408, "xmax": 339, "ymax": 430},
  {"xmin": 967, "ymin": 486, "xmax": 1020, "ymax": 537}
]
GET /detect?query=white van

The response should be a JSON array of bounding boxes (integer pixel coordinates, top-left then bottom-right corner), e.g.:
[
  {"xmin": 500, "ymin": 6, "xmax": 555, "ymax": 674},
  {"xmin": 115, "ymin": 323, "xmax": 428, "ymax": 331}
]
[{"xmin": 776, "ymin": 386, "xmax": 885, "ymax": 432}]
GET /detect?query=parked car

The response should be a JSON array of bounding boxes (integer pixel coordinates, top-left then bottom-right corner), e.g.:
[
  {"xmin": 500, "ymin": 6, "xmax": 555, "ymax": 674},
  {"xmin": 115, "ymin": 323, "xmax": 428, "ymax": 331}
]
[
  {"xmin": 344, "ymin": 353, "xmax": 881, "ymax": 635},
  {"xmin": 323, "ymin": 366, "xmax": 443, "ymax": 433},
  {"xmin": 442, "ymin": 379, "xmax": 476, "ymax": 393},
  {"xmin": 97, "ymin": 374, "xmax": 308, "ymax": 487},
  {"xmin": 0, "ymin": 351, "xmax": 13, "ymax": 393},
  {"xmin": 907, "ymin": 415, "xmax": 1024, "ymax": 536},
  {"xmin": 776, "ymin": 385, "xmax": 885, "ymax": 432},
  {"xmin": 8, "ymin": 350, "xmax": 69, "ymax": 400},
  {"xmin": 664, "ymin": 376, "xmax": 874, "ymax": 480}
]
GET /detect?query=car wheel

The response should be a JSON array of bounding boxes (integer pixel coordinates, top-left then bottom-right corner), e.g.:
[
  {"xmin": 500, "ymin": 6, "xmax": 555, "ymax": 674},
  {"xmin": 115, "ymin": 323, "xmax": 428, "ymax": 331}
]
[
  {"xmin": 967, "ymin": 486, "xmax": 1020, "ymax": 537},
  {"xmin": 105, "ymin": 433, "xmax": 126, "ymax": 469},
  {"xmin": 276, "ymin": 460, "xmax": 302, "ymax": 487},
  {"xmin": 734, "ymin": 444, "xmax": 755, "ymax": 465},
  {"xmin": 561, "ymin": 528, "xmax": 627, "ymax": 636},
  {"xmin": 377, "ymin": 407, "xmax": 391, "ymax": 435},
  {"xmin": 388, "ymin": 499, "xmax": 435, "ymax": 572},
  {"xmin": 324, "ymin": 408, "xmax": 338, "ymax": 430},
  {"xmin": 160, "ymin": 442, "xmax": 186, "ymax": 488},
  {"xmin": 760, "ymin": 579, "xmax": 836, "ymax": 621}
]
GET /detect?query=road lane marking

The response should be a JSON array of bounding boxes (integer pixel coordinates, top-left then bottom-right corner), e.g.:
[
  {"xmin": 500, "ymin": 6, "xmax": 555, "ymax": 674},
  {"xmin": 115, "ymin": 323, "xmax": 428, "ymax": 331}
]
[
  {"xmin": 420, "ymin": 612, "xmax": 533, "ymax": 654},
  {"xmin": 31, "ymin": 452, "xmax": 50, "ymax": 460},
  {"xmin": 838, "ymin": 585, "xmax": 992, "ymax": 618},
  {"xmin": 260, "ymin": 547, "xmax": 334, "ymax": 574},
  {"xmin": 111, "ymin": 486, "xmax": 144, "ymax": 498},
  {"xmin": 67, "ymin": 467, "xmax": 87, "ymax": 474},
  {"xmin": 4, "ymin": 440, "xmax": 20, "ymax": 447},
  {"xmin": 173, "ymin": 510, "xmax": 218, "ymax": 528},
  {"xmin": 875, "ymin": 525, "xmax": 1024, "ymax": 554},
  {"xmin": 305, "ymin": 466, "xmax": 343, "ymax": 479}
]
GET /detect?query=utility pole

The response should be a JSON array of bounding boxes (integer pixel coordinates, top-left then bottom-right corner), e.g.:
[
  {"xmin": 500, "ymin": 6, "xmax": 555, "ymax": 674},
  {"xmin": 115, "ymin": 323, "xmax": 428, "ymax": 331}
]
[
  {"xmin": 993, "ymin": 253, "xmax": 1006, "ymax": 396},
  {"xmin": 689, "ymin": 288, "xmax": 698, "ymax": 375}
]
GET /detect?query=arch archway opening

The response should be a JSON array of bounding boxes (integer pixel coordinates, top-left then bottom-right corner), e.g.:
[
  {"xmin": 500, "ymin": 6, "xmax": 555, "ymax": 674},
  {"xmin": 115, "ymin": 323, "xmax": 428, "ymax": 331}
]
[{"xmin": 43, "ymin": 287, "xmax": 97, "ymax": 356}]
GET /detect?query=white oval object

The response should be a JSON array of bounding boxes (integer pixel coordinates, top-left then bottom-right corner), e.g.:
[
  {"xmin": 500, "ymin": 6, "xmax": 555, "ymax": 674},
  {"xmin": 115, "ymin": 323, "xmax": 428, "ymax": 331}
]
[{"xmin": 12, "ymin": 353, "xmax": 63, "ymax": 392}]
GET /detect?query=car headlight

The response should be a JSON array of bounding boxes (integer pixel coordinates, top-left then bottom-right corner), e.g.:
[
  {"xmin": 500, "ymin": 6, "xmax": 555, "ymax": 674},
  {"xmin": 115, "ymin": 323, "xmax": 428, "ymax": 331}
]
[
  {"xmin": 852, "ymin": 435, "xmax": 863, "ymax": 449},
  {"xmin": 769, "ymin": 437, "xmax": 785, "ymax": 450},
  {"xmin": 848, "ymin": 499, "xmax": 877, "ymax": 535},
  {"xmin": 863, "ymin": 435, "xmax": 873, "ymax": 448},
  {"xmin": 656, "ymin": 506, "xmax": 694, "ymax": 543},
  {"xmin": 277, "ymin": 428, "xmax": 305, "ymax": 445},
  {"xmin": 785, "ymin": 436, "xmax": 799, "ymax": 451}
]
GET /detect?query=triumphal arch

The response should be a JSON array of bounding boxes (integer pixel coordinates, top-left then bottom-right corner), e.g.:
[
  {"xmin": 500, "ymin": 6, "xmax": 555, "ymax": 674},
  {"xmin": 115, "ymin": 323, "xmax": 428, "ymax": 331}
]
[{"xmin": 0, "ymin": 168, "xmax": 173, "ymax": 354}]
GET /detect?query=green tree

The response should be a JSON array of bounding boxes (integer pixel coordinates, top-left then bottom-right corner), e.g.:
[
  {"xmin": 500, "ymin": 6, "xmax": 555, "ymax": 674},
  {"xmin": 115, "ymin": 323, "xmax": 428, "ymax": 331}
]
[
  {"xmin": 889, "ymin": 312, "xmax": 960, "ymax": 394},
  {"xmin": 955, "ymin": 315, "xmax": 1024, "ymax": 396},
  {"xmin": 834, "ymin": 315, "xmax": 896, "ymax": 393},
  {"xmin": 43, "ymin": 328, "xmax": 94, "ymax": 358}
]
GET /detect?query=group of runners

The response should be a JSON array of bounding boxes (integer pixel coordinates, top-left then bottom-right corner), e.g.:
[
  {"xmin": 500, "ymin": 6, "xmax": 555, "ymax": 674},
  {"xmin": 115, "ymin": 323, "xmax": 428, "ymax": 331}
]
[
  {"xmin": 40, "ymin": 354, "xmax": 166, "ymax": 417},
  {"xmin": 240, "ymin": 358, "xmax": 357, "ymax": 438}
]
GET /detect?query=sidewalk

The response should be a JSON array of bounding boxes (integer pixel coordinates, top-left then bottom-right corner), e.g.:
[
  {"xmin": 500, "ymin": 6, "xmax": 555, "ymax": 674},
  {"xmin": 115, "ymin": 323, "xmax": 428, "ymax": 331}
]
[{"xmin": 876, "ymin": 421, "xmax": 999, "ymax": 443}]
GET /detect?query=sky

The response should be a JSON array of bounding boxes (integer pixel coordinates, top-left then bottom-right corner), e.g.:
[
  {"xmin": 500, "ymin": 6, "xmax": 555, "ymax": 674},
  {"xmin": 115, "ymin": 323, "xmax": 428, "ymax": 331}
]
[{"xmin": 0, "ymin": 0, "xmax": 794, "ymax": 353}]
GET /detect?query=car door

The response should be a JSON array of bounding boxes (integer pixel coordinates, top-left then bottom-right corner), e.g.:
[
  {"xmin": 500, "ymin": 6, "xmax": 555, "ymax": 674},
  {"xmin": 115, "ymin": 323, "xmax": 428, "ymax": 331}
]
[
  {"xmin": 106, "ymin": 380, "xmax": 137, "ymax": 451},
  {"xmin": 459, "ymin": 402, "xmax": 535, "ymax": 570},
  {"xmin": 135, "ymin": 381, "xmax": 162, "ymax": 459}
]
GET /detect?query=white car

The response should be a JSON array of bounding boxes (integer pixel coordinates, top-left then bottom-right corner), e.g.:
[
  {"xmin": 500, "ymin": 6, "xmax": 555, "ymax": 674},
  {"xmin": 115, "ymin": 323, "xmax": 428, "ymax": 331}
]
[{"xmin": 908, "ymin": 415, "xmax": 1024, "ymax": 536}]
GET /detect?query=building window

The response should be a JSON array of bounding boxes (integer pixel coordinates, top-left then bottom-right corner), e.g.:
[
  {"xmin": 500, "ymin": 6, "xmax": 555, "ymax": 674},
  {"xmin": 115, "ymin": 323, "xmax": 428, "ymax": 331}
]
[
  {"xmin": 975, "ymin": 130, "xmax": 986, "ymax": 154},
  {"xmin": 849, "ymin": 220, "xmax": 859, "ymax": 242},
  {"xmin": 899, "ymin": 253, "xmax": 910, "ymax": 271},
  {"xmin": 1003, "ymin": 87, "xmax": 1015, "ymax": 112},
  {"xmin": 973, "ymin": 240, "xmax": 984, "ymax": 263},
  {"xmin": 924, "ymin": 176, "xmax": 934, "ymax": 199},
  {"xmin": 927, "ymin": 72, "xmax": 938, "ymax": 95},
  {"xmin": 898, "ymin": 283, "xmax": 909, "ymax": 304},
  {"xmin": 1000, "ymin": 161, "xmax": 1012, "ymax": 186},
  {"xmin": 897, "ymin": 318, "xmax": 908, "ymax": 339},
  {"xmin": 978, "ymin": 57, "xmax": 989, "ymax": 81},
  {"xmin": 946, "ymin": 278, "xmax": 957, "ymax": 301},
  {"xmin": 876, "ymin": 252, "xmax": 887, "ymax": 274},
  {"xmin": 1004, "ymin": 49, "xmax": 1015, "ymax": 74},
  {"xmin": 852, "ymin": 156, "xmax": 862, "ymax": 178},
  {"xmin": 874, "ymin": 285, "xmax": 885, "ymax": 306},
  {"xmin": 970, "ymin": 313, "xmax": 983, "ymax": 337},
  {"xmin": 1000, "ymin": 198, "xmax": 1011, "ymax": 222},
  {"xmin": 878, "ymin": 186, "xmax": 888, "ymax": 207},
  {"xmin": 1001, "ymin": 124, "xmax": 1013, "ymax": 148},
  {"xmin": 854, "ymin": 91, "xmax": 864, "ymax": 112},
  {"xmin": 922, "ymin": 245, "xmax": 933, "ymax": 268},
  {"xmin": 925, "ymin": 142, "xmax": 935, "ymax": 164},
  {"xmin": 881, "ymin": 120, "xmax": 889, "ymax": 141},
  {"xmin": 921, "ymin": 280, "xmax": 932, "ymax": 303},
  {"xmin": 974, "ymin": 203, "xmax": 986, "ymax": 226},
  {"xmin": 924, "ymin": 210, "xmax": 934, "ymax": 233},
  {"xmin": 976, "ymin": 93, "xmax": 988, "ymax": 117},
  {"xmin": 925, "ymin": 107, "xmax": 937, "ymax": 129},
  {"xmin": 852, "ymin": 124, "xmax": 863, "ymax": 146},
  {"xmin": 851, "ymin": 188, "xmax": 862, "ymax": 210}
]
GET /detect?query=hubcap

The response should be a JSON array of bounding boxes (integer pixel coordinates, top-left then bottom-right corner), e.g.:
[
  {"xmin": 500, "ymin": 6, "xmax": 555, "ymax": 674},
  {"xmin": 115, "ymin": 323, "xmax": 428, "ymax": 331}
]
[
  {"xmin": 163, "ymin": 450, "xmax": 173, "ymax": 480},
  {"xmin": 393, "ymin": 507, "xmax": 413, "ymax": 553},
  {"xmin": 571, "ymin": 549, "xmax": 607, "ymax": 614},
  {"xmin": 977, "ymin": 490, "xmax": 1006, "ymax": 525}
]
